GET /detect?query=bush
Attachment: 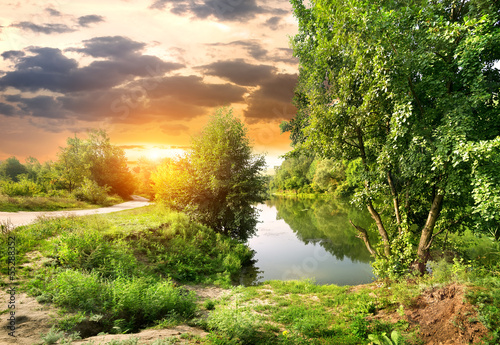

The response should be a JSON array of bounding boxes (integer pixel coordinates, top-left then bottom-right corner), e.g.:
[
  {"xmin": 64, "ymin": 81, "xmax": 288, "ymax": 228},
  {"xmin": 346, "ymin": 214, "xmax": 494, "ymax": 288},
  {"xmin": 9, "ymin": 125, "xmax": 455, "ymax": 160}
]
[
  {"xmin": 207, "ymin": 303, "xmax": 262, "ymax": 343},
  {"xmin": 0, "ymin": 177, "xmax": 43, "ymax": 197},
  {"xmin": 52, "ymin": 228, "xmax": 138, "ymax": 278},
  {"xmin": 73, "ymin": 177, "xmax": 110, "ymax": 205},
  {"xmin": 40, "ymin": 270, "xmax": 196, "ymax": 332}
]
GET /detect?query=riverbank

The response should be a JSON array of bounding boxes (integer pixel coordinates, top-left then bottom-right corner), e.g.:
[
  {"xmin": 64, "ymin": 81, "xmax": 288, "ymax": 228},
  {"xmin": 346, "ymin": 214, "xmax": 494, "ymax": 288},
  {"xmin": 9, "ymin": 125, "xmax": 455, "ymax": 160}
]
[{"xmin": 0, "ymin": 206, "xmax": 498, "ymax": 344}]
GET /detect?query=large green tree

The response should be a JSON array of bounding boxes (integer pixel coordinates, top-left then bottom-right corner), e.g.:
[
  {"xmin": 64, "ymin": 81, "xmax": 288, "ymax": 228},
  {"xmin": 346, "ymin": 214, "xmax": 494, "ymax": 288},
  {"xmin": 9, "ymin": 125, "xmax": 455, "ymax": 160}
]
[
  {"xmin": 289, "ymin": 0, "xmax": 500, "ymax": 274},
  {"xmin": 153, "ymin": 108, "xmax": 267, "ymax": 241}
]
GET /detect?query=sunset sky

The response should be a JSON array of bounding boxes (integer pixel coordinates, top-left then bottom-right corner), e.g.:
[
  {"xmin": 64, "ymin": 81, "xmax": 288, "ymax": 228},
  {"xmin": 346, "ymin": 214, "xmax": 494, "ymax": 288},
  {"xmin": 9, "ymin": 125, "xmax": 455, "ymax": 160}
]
[{"xmin": 0, "ymin": 0, "xmax": 298, "ymax": 170}]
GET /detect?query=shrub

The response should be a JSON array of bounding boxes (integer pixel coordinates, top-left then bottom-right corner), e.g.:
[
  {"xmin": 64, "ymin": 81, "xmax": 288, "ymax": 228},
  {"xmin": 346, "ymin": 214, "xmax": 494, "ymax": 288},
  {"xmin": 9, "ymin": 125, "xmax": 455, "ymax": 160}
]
[
  {"xmin": 73, "ymin": 177, "xmax": 110, "ymax": 205},
  {"xmin": 207, "ymin": 303, "xmax": 262, "ymax": 343},
  {"xmin": 0, "ymin": 177, "xmax": 43, "ymax": 197}
]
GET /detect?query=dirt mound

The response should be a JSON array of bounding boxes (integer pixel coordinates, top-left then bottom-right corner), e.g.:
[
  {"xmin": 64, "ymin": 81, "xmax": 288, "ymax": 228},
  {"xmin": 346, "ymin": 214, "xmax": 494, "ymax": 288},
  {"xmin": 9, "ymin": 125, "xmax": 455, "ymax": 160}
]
[
  {"xmin": 373, "ymin": 284, "xmax": 489, "ymax": 345},
  {"xmin": 406, "ymin": 284, "xmax": 488, "ymax": 345}
]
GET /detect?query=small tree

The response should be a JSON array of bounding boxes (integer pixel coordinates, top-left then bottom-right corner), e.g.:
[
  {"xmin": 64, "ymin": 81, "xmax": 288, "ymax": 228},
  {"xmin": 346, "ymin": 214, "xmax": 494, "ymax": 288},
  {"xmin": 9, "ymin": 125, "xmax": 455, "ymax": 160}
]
[{"xmin": 153, "ymin": 108, "xmax": 267, "ymax": 241}]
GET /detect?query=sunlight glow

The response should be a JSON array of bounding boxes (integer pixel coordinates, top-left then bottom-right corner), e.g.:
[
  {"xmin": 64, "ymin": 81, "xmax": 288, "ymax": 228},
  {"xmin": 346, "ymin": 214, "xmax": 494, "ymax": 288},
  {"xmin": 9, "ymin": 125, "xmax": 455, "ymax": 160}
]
[{"xmin": 147, "ymin": 148, "xmax": 163, "ymax": 161}]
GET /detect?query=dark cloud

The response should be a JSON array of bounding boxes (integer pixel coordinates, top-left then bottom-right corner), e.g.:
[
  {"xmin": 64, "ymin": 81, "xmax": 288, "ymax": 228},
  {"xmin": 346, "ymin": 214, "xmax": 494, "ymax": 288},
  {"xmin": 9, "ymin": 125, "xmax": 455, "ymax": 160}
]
[
  {"xmin": 46, "ymin": 8, "xmax": 62, "ymax": 16},
  {"xmin": 143, "ymin": 75, "xmax": 246, "ymax": 107},
  {"xmin": 0, "ymin": 103, "xmax": 16, "ymax": 116},
  {"xmin": 17, "ymin": 47, "xmax": 78, "ymax": 73},
  {"xmin": 197, "ymin": 59, "xmax": 276, "ymax": 86},
  {"xmin": 0, "ymin": 43, "xmax": 183, "ymax": 93},
  {"xmin": 265, "ymin": 16, "xmax": 282, "ymax": 30},
  {"xmin": 210, "ymin": 40, "xmax": 268, "ymax": 60},
  {"xmin": 208, "ymin": 40, "xmax": 298, "ymax": 65},
  {"xmin": 1, "ymin": 50, "xmax": 25, "ymax": 60},
  {"xmin": 78, "ymin": 15, "xmax": 105, "ymax": 27},
  {"xmin": 244, "ymin": 73, "xmax": 298, "ymax": 123},
  {"xmin": 2, "ymin": 74, "xmax": 244, "ymax": 125},
  {"xmin": 10, "ymin": 22, "xmax": 75, "ymax": 34},
  {"xmin": 150, "ymin": 0, "xmax": 286, "ymax": 21},
  {"xmin": 275, "ymin": 48, "xmax": 299, "ymax": 64},
  {"xmin": 67, "ymin": 36, "xmax": 146, "ymax": 58},
  {"xmin": 16, "ymin": 95, "xmax": 66, "ymax": 119}
]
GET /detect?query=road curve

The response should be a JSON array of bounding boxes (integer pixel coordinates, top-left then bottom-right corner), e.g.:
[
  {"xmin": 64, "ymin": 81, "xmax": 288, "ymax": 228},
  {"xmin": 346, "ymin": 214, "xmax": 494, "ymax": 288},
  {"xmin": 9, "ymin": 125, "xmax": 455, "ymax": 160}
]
[{"xmin": 0, "ymin": 195, "xmax": 151, "ymax": 228}]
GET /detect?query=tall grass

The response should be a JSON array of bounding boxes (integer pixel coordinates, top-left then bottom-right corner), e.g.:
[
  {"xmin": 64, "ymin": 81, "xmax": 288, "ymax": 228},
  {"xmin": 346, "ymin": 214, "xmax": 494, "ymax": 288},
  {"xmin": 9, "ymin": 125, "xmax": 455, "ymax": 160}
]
[{"xmin": 2, "ymin": 205, "xmax": 253, "ymax": 336}]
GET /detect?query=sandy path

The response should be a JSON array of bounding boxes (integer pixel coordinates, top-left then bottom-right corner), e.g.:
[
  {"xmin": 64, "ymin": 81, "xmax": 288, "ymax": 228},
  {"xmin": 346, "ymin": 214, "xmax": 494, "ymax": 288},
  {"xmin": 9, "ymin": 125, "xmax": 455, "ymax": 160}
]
[{"xmin": 0, "ymin": 195, "xmax": 151, "ymax": 228}]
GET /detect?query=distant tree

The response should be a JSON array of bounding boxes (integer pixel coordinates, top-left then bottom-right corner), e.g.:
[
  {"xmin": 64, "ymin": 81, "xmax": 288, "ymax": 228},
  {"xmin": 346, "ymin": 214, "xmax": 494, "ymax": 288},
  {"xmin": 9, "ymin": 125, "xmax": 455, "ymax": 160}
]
[
  {"xmin": 86, "ymin": 129, "xmax": 135, "ymax": 198},
  {"xmin": 0, "ymin": 157, "xmax": 28, "ymax": 182},
  {"xmin": 153, "ymin": 108, "xmax": 267, "ymax": 241},
  {"xmin": 133, "ymin": 156, "xmax": 163, "ymax": 199},
  {"xmin": 56, "ymin": 136, "xmax": 91, "ymax": 192},
  {"xmin": 56, "ymin": 130, "xmax": 135, "ymax": 197}
]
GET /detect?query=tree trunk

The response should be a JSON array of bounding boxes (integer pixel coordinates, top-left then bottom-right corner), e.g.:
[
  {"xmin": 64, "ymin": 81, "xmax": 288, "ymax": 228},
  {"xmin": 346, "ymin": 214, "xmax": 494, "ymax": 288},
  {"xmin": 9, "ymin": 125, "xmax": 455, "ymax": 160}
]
[
  {"xmin": 387, "ymin": 170, "xmax": 402, "ymax": 230},
  {"xmin": 366, "ymin": 200, "xmax": 392, "ymax": 257},
  {"xmin": 416, "ymin": 193, "xmax": 444, "ymax": 268},
  {"xmin": 356, "ymin": 126, "xmax": 392, "ymax": 258},
  {"xmin": 349, "ymin": 220, "xmax": 377, "ymax": 257}
]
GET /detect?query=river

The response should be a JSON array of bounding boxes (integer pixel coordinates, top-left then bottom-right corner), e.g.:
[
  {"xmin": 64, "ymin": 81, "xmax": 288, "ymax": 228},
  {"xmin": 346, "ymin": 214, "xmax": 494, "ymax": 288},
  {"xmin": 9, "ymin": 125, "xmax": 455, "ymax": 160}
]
[{"xmin": 239, "ymin": 196, "xmax": 376, "ymax": 286}]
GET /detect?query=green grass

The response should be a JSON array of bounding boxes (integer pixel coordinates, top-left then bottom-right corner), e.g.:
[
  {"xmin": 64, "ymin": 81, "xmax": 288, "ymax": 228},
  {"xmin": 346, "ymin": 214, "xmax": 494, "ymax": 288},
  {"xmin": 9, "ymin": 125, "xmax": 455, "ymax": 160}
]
[
  {"xmin": 1, "ymin": 205, "xmax": 253, "ymax": 336},
  {"xmin": 0, "ymin": 194, "xmax": 99, "ymax": 212}
]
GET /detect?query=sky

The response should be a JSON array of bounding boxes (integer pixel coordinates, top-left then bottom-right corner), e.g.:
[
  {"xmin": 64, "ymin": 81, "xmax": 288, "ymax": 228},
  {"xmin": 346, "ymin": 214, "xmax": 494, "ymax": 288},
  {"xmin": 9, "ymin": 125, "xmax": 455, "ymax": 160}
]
[{"xmin": 0, "ymin": 0, "xmax": 299, "ymax": 170}]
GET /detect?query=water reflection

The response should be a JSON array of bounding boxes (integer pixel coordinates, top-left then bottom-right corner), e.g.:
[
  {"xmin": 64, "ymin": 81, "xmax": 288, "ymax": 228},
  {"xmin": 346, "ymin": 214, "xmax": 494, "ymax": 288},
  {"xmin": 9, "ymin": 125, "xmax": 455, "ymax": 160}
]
[{"xmin": 240, "ymin": 196, "xmax": 376, "ymax": 286}]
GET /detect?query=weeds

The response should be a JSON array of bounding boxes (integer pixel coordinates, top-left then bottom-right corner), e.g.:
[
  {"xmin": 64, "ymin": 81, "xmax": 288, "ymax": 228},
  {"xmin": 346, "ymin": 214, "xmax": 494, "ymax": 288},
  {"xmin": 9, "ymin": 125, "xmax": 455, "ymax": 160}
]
[{"xmin": 40, "ymin": 326, "xmax": 64, "ymax": 344}]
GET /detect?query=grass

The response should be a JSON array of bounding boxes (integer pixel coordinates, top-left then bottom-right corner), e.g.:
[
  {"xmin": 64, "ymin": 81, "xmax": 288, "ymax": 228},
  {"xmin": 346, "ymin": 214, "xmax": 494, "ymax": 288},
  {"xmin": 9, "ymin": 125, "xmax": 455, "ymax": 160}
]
[
  {"xmin": 0, "ymin": 194, "xmax": 100, "ymax": 212},
  {"xmin": 1, "ymin": 205, "xmax": 253, "ymax": 336}
]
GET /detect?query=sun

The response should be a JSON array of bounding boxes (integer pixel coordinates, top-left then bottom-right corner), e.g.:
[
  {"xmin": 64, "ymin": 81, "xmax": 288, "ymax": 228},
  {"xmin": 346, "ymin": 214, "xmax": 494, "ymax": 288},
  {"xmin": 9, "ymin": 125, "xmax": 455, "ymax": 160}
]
[{"xmin": 147, "ymin": 148, "xmax": 162, "ymax": 161}]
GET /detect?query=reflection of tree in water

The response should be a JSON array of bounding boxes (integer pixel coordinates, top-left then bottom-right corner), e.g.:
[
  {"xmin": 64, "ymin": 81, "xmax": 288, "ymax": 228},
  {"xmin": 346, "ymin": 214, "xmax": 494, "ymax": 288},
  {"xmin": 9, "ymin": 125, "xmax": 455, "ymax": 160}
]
[{"xmin": 267, "ymin": 197, "xmax": 374, "ymax": 263}]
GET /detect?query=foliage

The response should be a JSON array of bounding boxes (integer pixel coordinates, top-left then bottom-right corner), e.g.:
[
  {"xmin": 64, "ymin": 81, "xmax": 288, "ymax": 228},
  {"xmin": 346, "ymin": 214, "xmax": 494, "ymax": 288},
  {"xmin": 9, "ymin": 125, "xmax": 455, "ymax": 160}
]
[
  {"xmin": 269, "ymin": 154, "xmax": 353, "ymax": 196},
  {"xmin": 56, "ymin": 130, "xmax": 135, "ymax": 197},
  {"xmin": 289, "ymin": 0, "xmax": 500, "ymax": 274},
  {"xmin": 368, "ymin": 330, "xmax": 404, "ymax": 345},
  {"xmin": 56, "ymin": 135, "xmax": 92, "ymax": 193},
  {"xmin": 153, "ymin": 108, "xmax": 266, "ymax": 241},
  {"xmin": 0, "ymin": 175, "xmax": 42, "ymax": 196},
  {"xmin": 207, "ymin": 301, "xmax": 263, "ymax": 343},
  {"xmin": 0, "ymin": 156, "xmax": 28, "ymax": 182},
  {"xmin": 73, "ymin": 177, "xmax": 112, "ymax": 205},
  {"xmin": 132, "ymin": 156, "xmax": 161, "ymax": 199},
  {"xmin": 0, "ymin": 205, "xmax": 252, "ymax": 329},
  {"xmin": 85, "ymin": 129, "xmax": 135, "ymax": 198},
  {"xmin": 41, "ymin": 326, "xmax": 65, "ymax": 345}
]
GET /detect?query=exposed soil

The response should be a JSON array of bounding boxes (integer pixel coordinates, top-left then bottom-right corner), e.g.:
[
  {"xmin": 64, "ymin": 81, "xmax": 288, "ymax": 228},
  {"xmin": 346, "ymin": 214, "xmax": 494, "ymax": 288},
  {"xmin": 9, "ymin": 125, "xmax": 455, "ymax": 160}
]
[
  {"xmin": 72, "ymin": 326, "xmax": 209, "ymax": 344},
  {"xmin": 0, "ymin": 291, "xmax": 59, "ymax": 345},
  {"xmin": 0, "ymin": 282, "xmax": 225, "ymax": 345},
  {"xmin": 371, "ymin": 283, "xmax": 490, "ymax": 345}
]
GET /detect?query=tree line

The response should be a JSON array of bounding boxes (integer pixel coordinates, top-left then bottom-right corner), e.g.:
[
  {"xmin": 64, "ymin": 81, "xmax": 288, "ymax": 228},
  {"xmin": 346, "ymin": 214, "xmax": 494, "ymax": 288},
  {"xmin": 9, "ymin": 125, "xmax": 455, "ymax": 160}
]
[{"xmin": 0, "ymin": 129, "xmax": 134, "ymax": 205}]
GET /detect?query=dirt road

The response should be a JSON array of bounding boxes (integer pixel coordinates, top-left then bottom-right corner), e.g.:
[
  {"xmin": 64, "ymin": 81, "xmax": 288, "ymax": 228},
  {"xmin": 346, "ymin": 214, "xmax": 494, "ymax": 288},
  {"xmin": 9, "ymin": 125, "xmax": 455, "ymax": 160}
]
[{"xmin": 0, "ymin": 195, "xmax": 151, "ymax": 228}]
